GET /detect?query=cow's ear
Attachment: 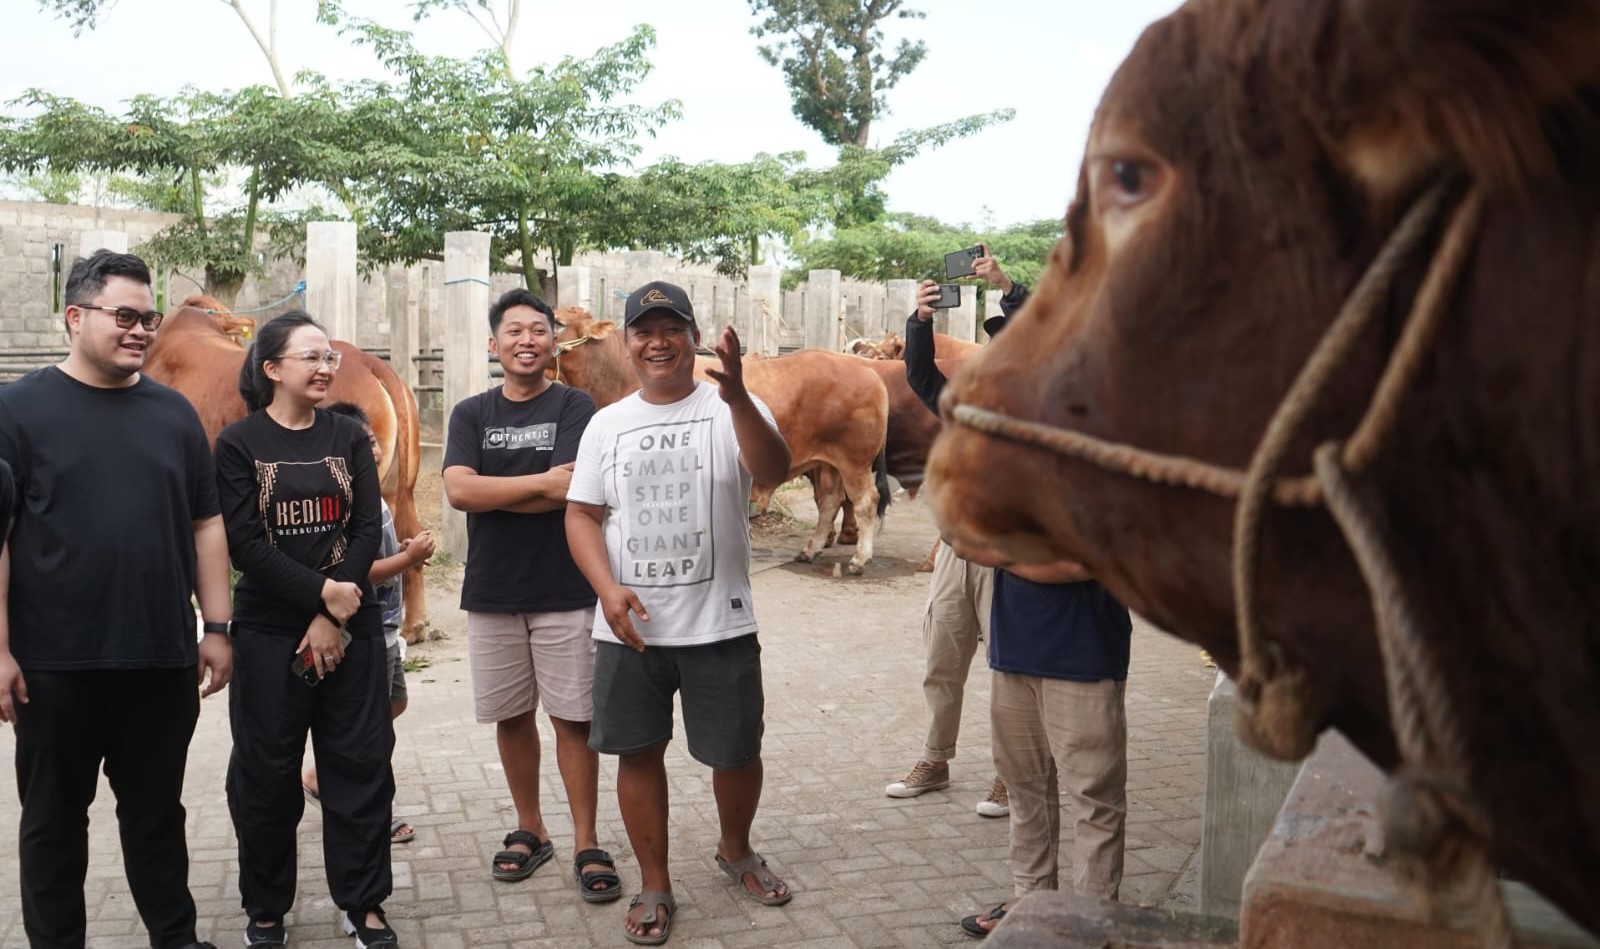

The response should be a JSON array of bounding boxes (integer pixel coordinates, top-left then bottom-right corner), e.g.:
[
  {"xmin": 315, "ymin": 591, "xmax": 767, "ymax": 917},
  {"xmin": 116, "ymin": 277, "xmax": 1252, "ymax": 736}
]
[
  {"xmin": 589, "ymin": 321, "xmax": 617, "ymax": 340},
  {"xmin": 1274, "ymin": 0, "xmax": 1600, "ymax": 194}
]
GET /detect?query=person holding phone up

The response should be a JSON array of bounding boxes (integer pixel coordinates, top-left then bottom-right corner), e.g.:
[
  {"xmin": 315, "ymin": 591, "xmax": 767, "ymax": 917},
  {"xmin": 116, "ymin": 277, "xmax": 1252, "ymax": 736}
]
[
  {"xmin": 886, "ymin": 246, "xmax": 1030, "ymax": 815},
  {"xmin": 215, "ymin": 311, "xmax": 398, "ymax": 949}
]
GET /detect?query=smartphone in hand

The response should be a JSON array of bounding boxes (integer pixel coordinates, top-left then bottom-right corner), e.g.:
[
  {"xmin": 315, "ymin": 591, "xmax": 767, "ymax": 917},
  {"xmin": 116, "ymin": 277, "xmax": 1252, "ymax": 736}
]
[{"xmin": 290, "ymin": 628, "xmax": 354, "ymax": 686}]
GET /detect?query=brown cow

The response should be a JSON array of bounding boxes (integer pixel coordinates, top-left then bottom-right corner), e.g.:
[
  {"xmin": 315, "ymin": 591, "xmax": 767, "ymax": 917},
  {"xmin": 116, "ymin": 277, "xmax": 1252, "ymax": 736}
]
[
  {"xmin": 926, "ymin": 0, "xmax": 1600, "ymax": 933},
  {"xmin": 849, "ymin": 330, "xmax": 980, "ymax": 362},
  {"xmin": 145, "ymin": 297, "xmax": 430, "ymax": 643},
  {"xmin": 552, "ymin": 307, "xmax": 891, "ymax": 574}
]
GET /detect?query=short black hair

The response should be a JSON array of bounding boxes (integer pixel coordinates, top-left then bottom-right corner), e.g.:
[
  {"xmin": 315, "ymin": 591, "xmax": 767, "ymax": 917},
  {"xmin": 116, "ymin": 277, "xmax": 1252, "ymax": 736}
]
[
  {"xmin": 237, "ymin": 309, "xmax": 324, "ymax": 412},
  {"xmin": 63, "ymin": 250, "xmax": 153, "ymax": 332},
  {"xmin": 323, "ymin": 401, "xmax": 370, "ymax": 429},
  {"xmin": 488, "ymin": 287, "xmax": 555, "ymax": 334}
]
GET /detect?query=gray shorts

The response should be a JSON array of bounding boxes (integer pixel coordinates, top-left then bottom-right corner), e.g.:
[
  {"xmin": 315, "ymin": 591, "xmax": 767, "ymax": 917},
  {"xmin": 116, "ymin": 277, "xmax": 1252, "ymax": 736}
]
[
  {"xmin": 590, "ymin": 634, "xmax": 764, "ymax": 770},
  {"xmin": 385, "ymin": 640, "xmax": 407, "ymax": 705}
]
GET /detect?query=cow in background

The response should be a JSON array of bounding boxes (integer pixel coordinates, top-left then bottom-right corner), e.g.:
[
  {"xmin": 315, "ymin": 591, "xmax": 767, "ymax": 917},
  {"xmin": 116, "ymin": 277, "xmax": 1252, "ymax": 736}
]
[
  {"xmin": 847, "ymin": 330, "xmax": 981, "ymax": 362},
  {"xmin": 144, "ymin": 296, "xmax": 431, "ymax": 643},
  {"xmin": 552, "ymin": 306, "xmax": 892, "ymax": 574}
]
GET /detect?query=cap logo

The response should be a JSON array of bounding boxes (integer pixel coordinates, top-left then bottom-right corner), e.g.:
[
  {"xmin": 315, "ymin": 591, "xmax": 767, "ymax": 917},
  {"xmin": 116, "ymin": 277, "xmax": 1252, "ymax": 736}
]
[{"xmin": 641, "ymin": 289, "xmax": 672, "ymax": 305}]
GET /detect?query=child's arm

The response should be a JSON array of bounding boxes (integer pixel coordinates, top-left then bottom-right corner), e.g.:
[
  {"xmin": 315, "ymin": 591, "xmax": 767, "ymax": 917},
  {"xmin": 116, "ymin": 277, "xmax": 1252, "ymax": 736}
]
[{"xmin": 371, "ymin": 529, "xmax": 435, "ymax": 586}]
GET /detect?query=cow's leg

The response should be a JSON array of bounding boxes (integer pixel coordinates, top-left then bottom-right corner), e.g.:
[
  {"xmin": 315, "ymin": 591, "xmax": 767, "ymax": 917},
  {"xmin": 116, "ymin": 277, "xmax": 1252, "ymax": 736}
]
[
  {"xmin": 803, "ymin": 469, "xmax": 838, "ymax": 546},
  {"xmin": 837, "ymin": 500, "xmax": 860, "ymax": 547},
  {"xmin": 838, "ymin": 468, "xmax": 881, "ymax": 575},
  {"xmin": 798, "ymin": 467, "xmax": 846, "ymax": 563}
]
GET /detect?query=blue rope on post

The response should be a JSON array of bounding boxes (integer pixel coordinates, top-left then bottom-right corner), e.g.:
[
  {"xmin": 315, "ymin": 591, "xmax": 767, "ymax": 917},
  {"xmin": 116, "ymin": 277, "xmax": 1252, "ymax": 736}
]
[{"xmin": 204, "ymin": 279, "xmax": 307, "ymax": 316}]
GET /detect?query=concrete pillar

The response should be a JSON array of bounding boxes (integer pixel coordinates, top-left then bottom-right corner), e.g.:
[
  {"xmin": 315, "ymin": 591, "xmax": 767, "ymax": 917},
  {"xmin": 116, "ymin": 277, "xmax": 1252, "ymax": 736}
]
[
  {"xmin": 803, "ymin": 269, "xmax": 842, "ymax": 351},
  {"xmin": 984, "ymin": 289, "xmax": 1004, "ymax": 341},
  {"xmin": 386, "ymin": 266, "xmax": 419, "ymax": 388},
  {"xmin": 886, "ymin": 279, "xmax": 918, "ymax": 339},
  {"xmin": 78, "ymin": 229, "xmax": 128, "ymax": 258},
  {"xmin": 949, "ymin": 285, "xmax": 978, "ymax": 342},
  {"xmin": 747, "ymin": 265, "xmax": 782, "ymax": 357},
  {"xmin": 305, "ymin": 221, "xmax": 358, "ymax": 344},
  {"xmin": 556, "ymin": 264, "xmax": 592, "ymax": 312},
  {"xmin": 1200, "ymin": 673, "xmax": 1301, "ymax": 919},
  {"xmin": 442, "ymin": 230, "xmax": 493, "ymax": 561}
]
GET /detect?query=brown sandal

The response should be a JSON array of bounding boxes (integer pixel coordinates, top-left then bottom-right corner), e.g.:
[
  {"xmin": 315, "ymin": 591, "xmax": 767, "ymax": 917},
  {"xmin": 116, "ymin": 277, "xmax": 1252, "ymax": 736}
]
[
  {"xmin": 623, "ymin": 890, "xmax": 675, "ymax": 945},
  {"xmin": 715, "ymin": 851, "xmax": 792, "ymax": 906}
]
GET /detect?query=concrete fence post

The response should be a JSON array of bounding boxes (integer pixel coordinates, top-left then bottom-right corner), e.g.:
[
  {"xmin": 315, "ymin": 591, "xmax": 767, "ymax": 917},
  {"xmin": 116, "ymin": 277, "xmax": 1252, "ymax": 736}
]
[
  {"xmin": 886, "ymin": 280, "xmax": 918, "ymax": 341},
  {"xmin": 950, "ymin": 285, "xmax": 978, "ymax": 342},
  {"xmin": 305, "ymin": 221, "xmax": 358, "ymax": 344},
  {"xmin": 556, "ymin": 264, "xmax": 592, "ymax": 312},
  {"xmin": 747, "ymin": 265, "xmax": 782, "ymax": 356},
  {"xmin": 386, "ymin": 266, "xmax": 418, "ymax": 388},
  {"xmin": 804, "ymin": 269, "xmax": 842, "ymax": 351},
  {"xmin": 441, "ymin": 230, "xmax": 493, "ymax": 561}
]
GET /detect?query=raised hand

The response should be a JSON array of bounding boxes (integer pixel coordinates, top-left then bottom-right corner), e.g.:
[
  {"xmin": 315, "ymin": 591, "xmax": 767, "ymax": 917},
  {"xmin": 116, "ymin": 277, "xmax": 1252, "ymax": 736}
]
[{"xmin": 704, "ymin": 324, "xmax": 749, "ymax": 404}]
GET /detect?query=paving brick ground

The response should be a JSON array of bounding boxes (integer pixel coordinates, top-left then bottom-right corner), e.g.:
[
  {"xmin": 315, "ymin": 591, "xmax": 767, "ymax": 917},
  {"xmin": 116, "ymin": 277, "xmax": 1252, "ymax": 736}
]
[{"xmin": 0, "ymin": 493, "xmax": 1215, "ymax": 949}]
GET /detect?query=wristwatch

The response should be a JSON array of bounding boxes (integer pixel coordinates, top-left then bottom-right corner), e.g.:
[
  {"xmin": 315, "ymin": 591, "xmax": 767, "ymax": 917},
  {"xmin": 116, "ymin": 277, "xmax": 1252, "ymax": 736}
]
[{"xmin": 202, "ymin": 620, "xmax": 235, "ymax": 637}]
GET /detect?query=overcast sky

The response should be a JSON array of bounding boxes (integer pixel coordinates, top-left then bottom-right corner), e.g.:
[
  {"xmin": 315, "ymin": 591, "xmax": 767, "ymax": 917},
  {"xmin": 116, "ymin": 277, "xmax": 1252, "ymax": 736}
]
[{"xmin": 4, "ymin": 0, "xmax": 1183, "ymax": 231}]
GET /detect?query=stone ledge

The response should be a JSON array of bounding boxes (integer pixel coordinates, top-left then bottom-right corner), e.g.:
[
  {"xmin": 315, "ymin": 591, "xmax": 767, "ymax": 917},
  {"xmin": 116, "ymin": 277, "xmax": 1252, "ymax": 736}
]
[{"xmin": 1241, "ymin": 732, "xmax": 1597, "ymax": 949}]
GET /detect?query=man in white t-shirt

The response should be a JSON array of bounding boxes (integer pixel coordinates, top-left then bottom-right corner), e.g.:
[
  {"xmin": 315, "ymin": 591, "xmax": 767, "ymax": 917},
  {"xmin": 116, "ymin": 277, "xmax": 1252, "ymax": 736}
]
[{"xmin": 566, "ymin": 281, "xmax": 794, "ymax": 946}]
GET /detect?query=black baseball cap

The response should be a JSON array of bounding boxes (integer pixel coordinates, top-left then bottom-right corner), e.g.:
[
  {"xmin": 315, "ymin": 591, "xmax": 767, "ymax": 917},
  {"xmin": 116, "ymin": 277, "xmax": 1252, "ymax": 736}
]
[{"xmin": 624, "ymin": 281, "xmax": 697, "ymax": 329}]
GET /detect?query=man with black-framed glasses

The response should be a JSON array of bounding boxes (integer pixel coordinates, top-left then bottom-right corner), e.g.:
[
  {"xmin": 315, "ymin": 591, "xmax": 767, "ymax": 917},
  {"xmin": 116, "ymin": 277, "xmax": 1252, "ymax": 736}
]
[{"xmin": 0, "ymin": 249, "xmax": 233, "ymax": 949}]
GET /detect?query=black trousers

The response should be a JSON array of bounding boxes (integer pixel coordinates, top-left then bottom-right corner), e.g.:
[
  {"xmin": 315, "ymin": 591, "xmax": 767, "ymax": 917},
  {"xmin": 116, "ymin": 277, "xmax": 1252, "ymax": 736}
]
[
  {"xmin": 13, "ymin": 668, "xmax": 201, "ymax": 949},
  {"xmin": 226, "ymin": 630, "xmax": 394, "ymax": 922}
]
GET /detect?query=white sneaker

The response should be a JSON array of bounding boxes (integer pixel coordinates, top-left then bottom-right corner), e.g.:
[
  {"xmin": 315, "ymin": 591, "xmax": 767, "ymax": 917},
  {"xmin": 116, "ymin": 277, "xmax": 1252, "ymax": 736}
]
[{"xmin": 976, "ymin": 775, "xmax": 1009, "ymax": 818}]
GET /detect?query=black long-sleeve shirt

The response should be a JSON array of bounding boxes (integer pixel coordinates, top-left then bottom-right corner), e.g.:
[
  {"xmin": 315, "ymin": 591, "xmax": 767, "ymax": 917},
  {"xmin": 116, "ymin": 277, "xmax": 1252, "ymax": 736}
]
[
  {"xmin": 904, "ymin": 283, "xmax": 1031, "ymax": 414},
  {"xmin": 215, "ymin": 408, "xmax": 383, "ymax": 638}
]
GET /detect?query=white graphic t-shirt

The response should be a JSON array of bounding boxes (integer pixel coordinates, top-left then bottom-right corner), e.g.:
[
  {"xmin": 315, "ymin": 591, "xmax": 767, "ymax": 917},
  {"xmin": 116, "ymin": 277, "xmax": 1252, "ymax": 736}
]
[{"xmin": 568, "ymin": 382, "xmax": 776, "ymax": 647}]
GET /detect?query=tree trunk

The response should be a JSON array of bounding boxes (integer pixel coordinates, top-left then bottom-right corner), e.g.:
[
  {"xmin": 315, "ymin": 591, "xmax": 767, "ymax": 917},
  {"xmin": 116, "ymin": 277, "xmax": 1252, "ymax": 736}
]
[{"xmin": 204, "ymin": 265, "xmax": 245, "ymax": 308}]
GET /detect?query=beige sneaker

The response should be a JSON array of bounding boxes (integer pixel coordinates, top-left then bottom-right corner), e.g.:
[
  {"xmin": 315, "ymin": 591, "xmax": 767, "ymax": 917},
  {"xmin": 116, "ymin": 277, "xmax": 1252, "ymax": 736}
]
[
  {"xmin": 884, "ymin": 759, "xmax": 950, "ymax": 798},
  {"xmin": 975, "ymin": 775, "xmax": 1009, "ymax": 818}
]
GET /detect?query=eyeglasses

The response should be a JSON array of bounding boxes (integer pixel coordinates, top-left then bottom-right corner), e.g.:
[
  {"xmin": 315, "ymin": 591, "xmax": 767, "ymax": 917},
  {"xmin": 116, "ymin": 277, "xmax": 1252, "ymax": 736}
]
[
  {"xmin": 74, "ymin": 303, "xmax": 163, "ymax": 331},
  {"xmin": 280, "ymin": 350, "xmax": 343, "ymax": 370}
]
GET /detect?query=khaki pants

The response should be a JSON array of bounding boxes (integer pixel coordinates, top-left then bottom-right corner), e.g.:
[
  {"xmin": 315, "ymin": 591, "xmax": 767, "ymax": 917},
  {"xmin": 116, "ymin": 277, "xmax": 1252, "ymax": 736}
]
[
  {"xmin": 921, "ymin": 540, "xmax": 994, "ymax": 762},
  {"xmin": 991, "ymin": 672, "xmax": 1127, "ymax": 898}
]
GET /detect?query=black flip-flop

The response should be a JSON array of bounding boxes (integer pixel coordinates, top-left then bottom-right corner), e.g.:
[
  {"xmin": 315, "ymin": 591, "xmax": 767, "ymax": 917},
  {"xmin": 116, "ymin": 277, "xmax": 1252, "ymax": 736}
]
[
  {"xmin": 574, "ymin": 847, "xmax": 623, "ymax": 903},
  {"xmin": 960, "ymin": 903, "xmax": 1009, "ymax": 938},
  {"xmin": 491, "ymin": 829, "xmax": 553, "ymax": 882}
]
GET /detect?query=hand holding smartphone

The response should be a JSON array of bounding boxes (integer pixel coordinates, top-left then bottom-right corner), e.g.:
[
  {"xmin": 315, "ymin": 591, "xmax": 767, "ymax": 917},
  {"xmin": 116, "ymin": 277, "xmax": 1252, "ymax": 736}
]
[{"xmin": 291, "ymin": 627, "xmax": 354, "ymax": 686}]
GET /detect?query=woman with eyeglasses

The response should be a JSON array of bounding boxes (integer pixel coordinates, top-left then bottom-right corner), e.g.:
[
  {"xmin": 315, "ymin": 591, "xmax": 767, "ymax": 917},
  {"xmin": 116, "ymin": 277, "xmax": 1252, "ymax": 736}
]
[{"xmin": 214, "ymin": 309, "xmax": 399, "ymax": 949}]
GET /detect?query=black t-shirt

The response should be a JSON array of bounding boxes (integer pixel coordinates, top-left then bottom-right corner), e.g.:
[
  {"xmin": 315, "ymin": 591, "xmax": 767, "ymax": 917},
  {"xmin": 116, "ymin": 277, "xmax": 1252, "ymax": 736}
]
[
  {"xmin": 0, "ymin": 368, "xmax": 220, "ymax": 670},
  {"xmin": 443, "ymin": 383, "xmax": 596, "ymax": 613},
  {"xmin": 215, "ymin": 408, "xmax": 382, "ymax": 638}
]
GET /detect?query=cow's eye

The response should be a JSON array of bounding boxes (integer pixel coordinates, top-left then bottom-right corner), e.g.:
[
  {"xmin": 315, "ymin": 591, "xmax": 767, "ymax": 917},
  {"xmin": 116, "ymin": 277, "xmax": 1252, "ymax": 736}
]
[
  {"xmin": 1113, "ymin": 161, "xmax": 1143, "ymax": 193},
  {"xmin": 1090, "ymin": 156, "xmax": 1161, "ymax": 212}
]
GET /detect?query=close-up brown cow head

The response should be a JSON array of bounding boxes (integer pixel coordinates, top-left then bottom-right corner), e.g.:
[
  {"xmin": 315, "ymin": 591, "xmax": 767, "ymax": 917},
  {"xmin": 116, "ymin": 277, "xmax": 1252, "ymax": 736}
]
[{"xmin": 926, "ymin": 0, "xmax": 1600, "ymax": 932}]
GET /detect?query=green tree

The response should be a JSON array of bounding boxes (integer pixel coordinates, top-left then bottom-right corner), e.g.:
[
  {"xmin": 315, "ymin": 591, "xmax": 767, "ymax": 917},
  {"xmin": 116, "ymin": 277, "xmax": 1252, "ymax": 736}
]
[
  {"xmin": 788, "ymin": 213, "xmax": 1059, "ymax": 290},
  {"xmin": 748, "ymin": 0, "xmax": 927, "ymax": 148},
  {"xmin": 0, "ymin": 84, "xmax": 366, "ymax": 302}
]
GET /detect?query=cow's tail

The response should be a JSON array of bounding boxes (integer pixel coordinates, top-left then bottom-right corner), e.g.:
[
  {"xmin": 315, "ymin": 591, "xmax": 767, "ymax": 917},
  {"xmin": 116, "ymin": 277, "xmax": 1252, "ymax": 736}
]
[{"xmin": 874, "ymin": 441, "xmax": 892, "ymax": 519}]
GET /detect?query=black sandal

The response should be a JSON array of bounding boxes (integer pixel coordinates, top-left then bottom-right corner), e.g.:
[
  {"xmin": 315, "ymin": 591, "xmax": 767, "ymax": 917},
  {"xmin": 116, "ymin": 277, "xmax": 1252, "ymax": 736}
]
[
  {"xmin": 573, "ymin": 847, "xmax": 623, "ymax": 903},
  {"xmin": 491, "ymin": 829, "xmax": 553, "ymax": 882},
  {"xmin": 960, "ymin": 902, "xmax": 1009, "ymax": 938}
]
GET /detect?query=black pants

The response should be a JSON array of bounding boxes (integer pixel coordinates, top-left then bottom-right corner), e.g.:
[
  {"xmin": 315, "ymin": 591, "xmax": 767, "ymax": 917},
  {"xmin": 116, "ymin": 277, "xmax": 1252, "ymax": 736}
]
[
  {"xmin": 13, "ymin": 668, "xmax": 200, "ymax": 949},
  {"xmin": 226, "ymin": 630, "xmax": 394, "ymax": 922}
]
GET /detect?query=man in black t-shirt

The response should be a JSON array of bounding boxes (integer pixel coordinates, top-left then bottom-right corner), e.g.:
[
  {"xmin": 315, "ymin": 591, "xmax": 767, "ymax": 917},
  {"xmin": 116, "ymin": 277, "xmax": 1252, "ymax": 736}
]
[
  {"xmin": 0, "ymin": 250, "xmax": 233, "ymax": 949},
  {"xmin": 442, "ymin": 288, "xmax": 619, "ymax": 900}
]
